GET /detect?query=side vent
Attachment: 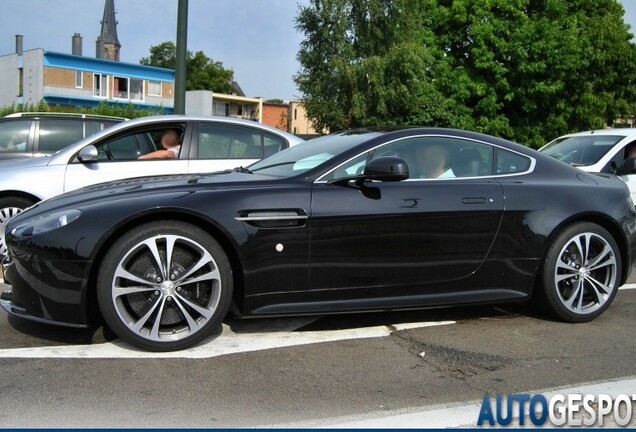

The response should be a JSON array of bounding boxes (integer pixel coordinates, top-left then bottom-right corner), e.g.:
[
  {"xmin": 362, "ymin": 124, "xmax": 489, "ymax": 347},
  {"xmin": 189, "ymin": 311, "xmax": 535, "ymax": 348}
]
[{"xmin": 235, "ymin": 210, "xmax": 308, "ymax": 228}]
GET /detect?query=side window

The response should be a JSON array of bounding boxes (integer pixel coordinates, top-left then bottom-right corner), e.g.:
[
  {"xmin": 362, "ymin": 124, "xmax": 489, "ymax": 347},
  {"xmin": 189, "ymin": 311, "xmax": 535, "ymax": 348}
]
[
  {"xmin": 38, "ymin": 120, "xmax": 84, "ymax": 152},
  {"xmin": 602, "ymin": 149, "xmax": 626, "ymax": 174},
  {"xmin": 263, "ymin": 133, "xmax": 286, "ymax": 158},
  {"xmin": 197, "ymin": 124, "xmax": 263, "ymax": 159},
  {"xmin": 0, "ymin": 120, "xmax": 31, "ymax": 153},
  {"xmin": 94, "ymin": 133, "xmax": 157, "ymax": 161},
  {"xmin": 83, "ymin": 121, "xmax": 101, "ymax": 138},
  {"xmin": 326, "ymin": 136, "xmax": 494, "ymax": 181},
  {"xmin": 495, "ymin": 148, "xmax": 532, "ymax": 174}
]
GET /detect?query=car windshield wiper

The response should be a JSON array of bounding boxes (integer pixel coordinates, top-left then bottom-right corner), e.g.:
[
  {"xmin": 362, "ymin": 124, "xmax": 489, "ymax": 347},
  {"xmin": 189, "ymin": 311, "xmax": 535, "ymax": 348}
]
[
  {"xmin": 251, "ymin": 162, "xmax": 295, "ymax": 172},
  {"xmin": 232, "ymin": 166, "xmax": 253, "ymax": 174}
]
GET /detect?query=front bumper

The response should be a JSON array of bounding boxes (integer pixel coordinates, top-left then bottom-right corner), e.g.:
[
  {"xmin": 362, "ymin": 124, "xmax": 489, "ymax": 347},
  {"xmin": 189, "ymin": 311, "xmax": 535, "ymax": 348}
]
[
  {"xmin": 0, "ymin": 286, "xmax": 87, "ymax": 328},
  {"xmin": 1, "ymin": 252, "xmax": 91, "ymax": 327}
]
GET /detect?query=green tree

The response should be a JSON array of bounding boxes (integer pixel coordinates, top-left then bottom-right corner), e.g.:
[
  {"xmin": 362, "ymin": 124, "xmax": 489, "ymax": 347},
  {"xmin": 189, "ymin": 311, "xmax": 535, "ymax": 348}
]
[
  {"xmin": 141, "ymin": 41, "xmax": 236, "ymax": 94},
  {"xmin": 295, "ymin": 0, "xmax": 636, "ymax": 146}
]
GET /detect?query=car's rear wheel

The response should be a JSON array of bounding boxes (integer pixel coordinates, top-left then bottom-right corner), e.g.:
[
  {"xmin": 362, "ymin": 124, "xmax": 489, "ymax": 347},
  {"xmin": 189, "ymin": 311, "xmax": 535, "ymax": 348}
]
[
  {"xmin": 97, "ymin": 221, "xmax": 233, "ymax": 351},
  {"xmin": 539, "ymin": 222, "xmax": 621, "ymax": 322},
  {"xmin": 0, "ymin": 196, "xmax": 36, "ymax": 259}
]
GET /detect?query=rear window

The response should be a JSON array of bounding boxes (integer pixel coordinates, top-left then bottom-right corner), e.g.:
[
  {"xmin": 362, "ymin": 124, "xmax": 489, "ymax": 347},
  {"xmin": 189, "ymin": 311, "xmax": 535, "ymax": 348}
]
[
  {"xmin": 38, "ymin": 120, "xmax": 84, "ymax": 152},
  {"xmin": 540, "ymin": 135, "xmax": 624, "ymax": 166}
]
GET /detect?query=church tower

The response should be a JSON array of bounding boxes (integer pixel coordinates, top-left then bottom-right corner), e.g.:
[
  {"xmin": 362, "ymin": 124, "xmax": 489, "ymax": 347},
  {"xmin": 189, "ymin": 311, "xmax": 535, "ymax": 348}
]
[{"xmin": 95, "ymin": 0, "xmax": 121, "ymax": 61}]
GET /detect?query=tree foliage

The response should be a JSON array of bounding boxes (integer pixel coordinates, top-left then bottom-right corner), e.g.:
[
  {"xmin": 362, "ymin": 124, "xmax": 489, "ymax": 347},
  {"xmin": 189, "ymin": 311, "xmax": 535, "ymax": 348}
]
[
  {"xmin": 295, "ymin": 0, "xmax": 636, "ymax": 146},
  {"xmin": 141, "ymin": 41, "xmax": 235, "ymax": 94}
]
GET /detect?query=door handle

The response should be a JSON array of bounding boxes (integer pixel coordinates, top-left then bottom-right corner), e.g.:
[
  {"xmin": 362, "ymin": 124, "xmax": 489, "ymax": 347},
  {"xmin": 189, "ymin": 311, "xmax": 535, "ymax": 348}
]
[{"xmin": 462, "ymin": 197, "xmax": 488, "ymax": 204}]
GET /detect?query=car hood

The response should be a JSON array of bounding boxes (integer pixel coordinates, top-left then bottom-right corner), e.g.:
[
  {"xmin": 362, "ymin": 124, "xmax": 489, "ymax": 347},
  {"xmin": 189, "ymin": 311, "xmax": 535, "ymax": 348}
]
[
  {"xmin": 20, "ymin": 171, "xmax": 279, "ymax": 216},
  {"xmin": 0, "ymin": 155, "xmax": 53, "ymax": 170}
]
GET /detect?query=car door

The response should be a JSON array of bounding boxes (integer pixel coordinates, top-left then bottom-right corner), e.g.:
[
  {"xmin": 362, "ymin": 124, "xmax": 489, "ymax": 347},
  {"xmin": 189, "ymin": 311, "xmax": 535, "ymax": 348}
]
[
  {"xmin": 63, "ymin": 123, "xmax": 190, "ymax": 192},
  {"xmin": 187, "ymin": 122, "xmax": 287, "ymax": 174},
  {"xmin": 309, "ymin": 135, "xmax": 505, "ymax": 294},
  {"xmin": 0, "ymin": 119, "xmax": 34, "ymax": 160}
]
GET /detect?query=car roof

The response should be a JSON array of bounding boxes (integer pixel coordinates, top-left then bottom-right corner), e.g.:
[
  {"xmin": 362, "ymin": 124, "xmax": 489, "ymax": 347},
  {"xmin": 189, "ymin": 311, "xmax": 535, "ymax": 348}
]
[
  {"xmin": 558, "ymin": 128, "xmax": 636, "ymax": 139},
  {"xmin": 4, "ymin": 112, "xmax": 127, "ymax": 121},
  {"xmin": 50, "ymin": 114, "xmax": 304, "ymax": 164}
]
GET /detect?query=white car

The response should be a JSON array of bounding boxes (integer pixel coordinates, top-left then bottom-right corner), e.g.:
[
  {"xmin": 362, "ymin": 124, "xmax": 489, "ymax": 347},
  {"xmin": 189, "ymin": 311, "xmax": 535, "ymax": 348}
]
[
  {"xmin": 540, "ymin": 128, "xmax": 636, "ymax": 200},
  {"xmin": 0, "ymin": 115, "xmax": 303, "ymax": 257}
]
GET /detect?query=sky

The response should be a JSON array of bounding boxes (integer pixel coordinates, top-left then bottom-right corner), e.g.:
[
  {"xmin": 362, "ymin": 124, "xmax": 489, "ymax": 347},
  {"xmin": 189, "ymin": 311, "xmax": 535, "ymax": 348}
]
[{"xmin": 0, "ymin": 0, "xmax": 635, "ymax": 101}]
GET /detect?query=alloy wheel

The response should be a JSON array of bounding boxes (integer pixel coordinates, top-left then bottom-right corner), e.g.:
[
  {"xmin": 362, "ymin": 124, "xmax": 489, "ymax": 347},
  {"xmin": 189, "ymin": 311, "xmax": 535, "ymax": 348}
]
[
  {"xmin": 111, "ymin": 234, "xmax": 222, "ymax": 342},
  {"xmin": 0, "ymin": 207, "xmax": 23, "ymax": 257},
  {"xmin": 554, "ymin": 232, "xmax": 618, "ymax": 315}
]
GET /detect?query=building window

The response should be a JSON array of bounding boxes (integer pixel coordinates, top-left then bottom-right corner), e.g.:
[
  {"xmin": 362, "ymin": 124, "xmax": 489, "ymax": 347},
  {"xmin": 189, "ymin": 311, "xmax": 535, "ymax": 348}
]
[
  {"xmin": 114, "ymin": 76, "xmax": 128, "ymax": 99},
  {"xmin": 113, "ymin": 76, "xmax": 144, "ymax": 101},
  {"xmin": 93, "ymin": 73, "xmax": 108, "ymax": 98},
  {"xmin": 18, "ymin": 68, "xmax": 23, "ymax": 97},
  {"xmin": 75, "ymin": 70, "xmax": 83, "ymax": 88},
  {"xmin": 294, "ymin": 108, "xmax": 298, "ymax": 120},
  {"xmin": 148, "ymin": 80, "xmax": 162, "ymax": 97},
  {"xmin": 130, "ymin": 79, "xmax": 143, "ymax": 101}
]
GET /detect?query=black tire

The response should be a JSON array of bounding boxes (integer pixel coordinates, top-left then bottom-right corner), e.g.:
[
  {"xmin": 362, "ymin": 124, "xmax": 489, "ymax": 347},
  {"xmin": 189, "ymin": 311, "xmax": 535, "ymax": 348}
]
[
  {"xmin": 0, "ymin": 196, "xmax": 36, "ymax": 258},
  {"xmin": 538, "ymin": 222, "xmax": 621, "ymax": 323},
  {"xmin": 97, "ymin": 221, "xmax": 233, "ymax": 351}
]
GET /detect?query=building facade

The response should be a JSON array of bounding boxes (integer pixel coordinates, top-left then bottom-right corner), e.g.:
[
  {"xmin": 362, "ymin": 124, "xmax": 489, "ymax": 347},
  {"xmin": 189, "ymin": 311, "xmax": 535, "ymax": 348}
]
[
  {"xmin": 289, "ymin": 100, "xmax": 327, "ymax": 135},
  {"xmin": 186, "ymin": 90, "xmax": 262, "ymax": 122},
  {"xmin": 0, "ymin": 47, "xmax": 174, "ymax": 111},
  {"xmin": 262, "ymin": 102, "xmax": 289, "ymax": 132}
]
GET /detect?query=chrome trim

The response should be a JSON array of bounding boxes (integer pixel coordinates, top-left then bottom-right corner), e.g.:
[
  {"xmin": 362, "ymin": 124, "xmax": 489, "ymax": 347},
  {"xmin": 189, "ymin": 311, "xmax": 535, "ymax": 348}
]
[
  {"xmin": 235, "ymin": 215, "xmax": 309, "ymax": 222},
  {"xmin": 314, "ymin": 134, "xmax": 537, "ymax": 184}
]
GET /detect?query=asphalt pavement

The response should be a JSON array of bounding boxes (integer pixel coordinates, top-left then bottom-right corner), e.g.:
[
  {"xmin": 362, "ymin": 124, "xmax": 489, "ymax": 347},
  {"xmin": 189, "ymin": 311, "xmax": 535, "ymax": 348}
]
[{"xmin": 0, "ymin": 281, "xmax": 635, "ymax": 427}]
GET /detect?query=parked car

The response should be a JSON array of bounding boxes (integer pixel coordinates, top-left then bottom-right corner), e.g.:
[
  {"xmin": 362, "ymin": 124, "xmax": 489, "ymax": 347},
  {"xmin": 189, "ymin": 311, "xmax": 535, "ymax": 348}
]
[
  {"xmin": 2, "ymin": 127, "xmax": 634, "ymax": 351},
  {"xmin": 0, "ymin": 115, "xmax": 303, "ymax": 258},
  {"xmin": 539, "ymin": 129, "xmax": 636, "ymax": 200},
  {"xmin": 0, "ymin": 112, "xmax": 125, "ymax": 160}
]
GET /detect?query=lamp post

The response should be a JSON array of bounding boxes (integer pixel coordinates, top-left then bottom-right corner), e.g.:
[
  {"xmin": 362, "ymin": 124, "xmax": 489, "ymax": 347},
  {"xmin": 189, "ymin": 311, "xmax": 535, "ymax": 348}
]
[{"xmin": 174, "ymin": 0, "xmax": 188, "ymax": 114}]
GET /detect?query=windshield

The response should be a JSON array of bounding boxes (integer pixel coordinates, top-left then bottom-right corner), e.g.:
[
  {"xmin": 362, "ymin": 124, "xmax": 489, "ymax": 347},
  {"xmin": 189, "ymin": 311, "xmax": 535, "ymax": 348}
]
[
  {"xmin": 540, "ymin": 135, "xmax": 624, "ymax": 166},
  {"xmin": 249, "ymin": 131, "xmax": 381, "ymax": 177}
]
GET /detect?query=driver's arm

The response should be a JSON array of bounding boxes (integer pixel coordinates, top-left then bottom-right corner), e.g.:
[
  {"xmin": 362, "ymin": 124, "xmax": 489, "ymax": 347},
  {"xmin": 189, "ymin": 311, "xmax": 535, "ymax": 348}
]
[{"xmin": 138, "ymin": 150, "xmax": 176, "ymax": 160}]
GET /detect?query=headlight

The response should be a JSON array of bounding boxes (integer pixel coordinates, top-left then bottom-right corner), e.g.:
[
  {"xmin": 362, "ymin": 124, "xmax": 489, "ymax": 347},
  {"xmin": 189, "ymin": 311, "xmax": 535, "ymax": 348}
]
[{"xmin": 11, "ymin": 209, "xmax": 82, "ymax": 237}]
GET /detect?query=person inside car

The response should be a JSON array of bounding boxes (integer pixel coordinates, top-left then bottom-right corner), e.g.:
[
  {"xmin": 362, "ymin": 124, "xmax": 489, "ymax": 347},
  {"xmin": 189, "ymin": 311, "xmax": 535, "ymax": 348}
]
[
  {"xmin": 414, "ymin": 143, "xmax": 455, "ymax": 178},
  {"xmin": 1, "ymin": 131, "xmax": 28, "ymax": 152},
  {"xmin": 138, "ymin": 128, "xmax": 181, "ymax": 160}
]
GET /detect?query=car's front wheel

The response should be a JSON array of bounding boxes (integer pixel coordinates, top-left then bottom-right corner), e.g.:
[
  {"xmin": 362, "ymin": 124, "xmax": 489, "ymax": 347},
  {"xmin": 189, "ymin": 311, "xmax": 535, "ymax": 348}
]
[
  {"xmin": 539, "ymin": 222, "xmax": 621, "ymax": 322},
  {"xmin": 97, "ymin": 221, "xmax": 233, "ymax": 351},
  {"xmin": 0, "ymin": 196, "xmax": 36, "ymax": 259}
]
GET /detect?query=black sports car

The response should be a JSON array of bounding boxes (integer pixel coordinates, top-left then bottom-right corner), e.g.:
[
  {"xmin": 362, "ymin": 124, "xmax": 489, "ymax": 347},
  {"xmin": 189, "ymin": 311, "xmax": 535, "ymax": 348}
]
[{"xmin": 2, "ymin": 128, "xmax": 636, "ymax": 351}]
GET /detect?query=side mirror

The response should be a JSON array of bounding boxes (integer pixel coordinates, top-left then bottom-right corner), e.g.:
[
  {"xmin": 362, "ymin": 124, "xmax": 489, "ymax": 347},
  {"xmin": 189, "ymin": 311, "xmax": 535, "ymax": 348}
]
[
  {"xmin": 363, "ymin": 157, "xmax": 409, "ymax": 182},
  {"xmin": 616, "ymin": 157, "xmax": 636, "ymax": 176},
  {"xmin": 77, "ymin": 145, "xmax": 99, "ymax": 163}
]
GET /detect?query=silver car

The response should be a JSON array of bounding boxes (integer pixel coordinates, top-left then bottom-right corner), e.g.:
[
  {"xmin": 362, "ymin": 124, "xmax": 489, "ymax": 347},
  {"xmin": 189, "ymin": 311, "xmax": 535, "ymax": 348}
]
[{"xmin": 0, "ymin": 115, "xmax": 303, "ymax": 257}]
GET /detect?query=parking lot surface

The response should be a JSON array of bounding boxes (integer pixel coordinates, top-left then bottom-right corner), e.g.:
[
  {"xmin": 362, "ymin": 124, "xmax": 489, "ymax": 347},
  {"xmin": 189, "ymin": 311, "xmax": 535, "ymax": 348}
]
[{"xmin": 0, "ymin": 278, "xmax": 635, "ymax": 427}]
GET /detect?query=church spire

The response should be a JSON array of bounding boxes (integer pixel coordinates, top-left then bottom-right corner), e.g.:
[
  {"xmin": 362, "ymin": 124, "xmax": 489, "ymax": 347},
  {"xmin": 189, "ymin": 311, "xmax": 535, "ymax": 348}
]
[{"xmin": 96, "ymin": 0, "xmax": 121, "ymax": 61}]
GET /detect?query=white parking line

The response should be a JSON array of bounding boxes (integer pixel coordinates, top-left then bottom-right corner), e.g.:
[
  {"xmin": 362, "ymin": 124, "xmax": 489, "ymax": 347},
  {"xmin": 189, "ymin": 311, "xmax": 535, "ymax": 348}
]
[
  {"xmin": 0, "ymin": 320, "xmax": 456, "ymax": 359},
  {"xmin": 619, "ymin": 283, "xmax": 636, "ymax": 290}
]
